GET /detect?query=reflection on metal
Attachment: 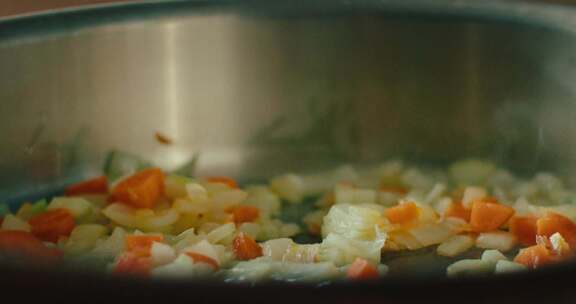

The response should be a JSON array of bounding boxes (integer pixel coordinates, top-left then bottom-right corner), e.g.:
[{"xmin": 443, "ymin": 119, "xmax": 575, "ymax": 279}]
[
  {"xmin": 250, "ymin": 96, "xmax": 358, "ymax": 160},
  {"xmin": 2, "ymin": 1, "xmax": 576, "ymax": 199},
  {"xmin": 164, "ymin": 22, "xmax": 180, "ymax": 145}
]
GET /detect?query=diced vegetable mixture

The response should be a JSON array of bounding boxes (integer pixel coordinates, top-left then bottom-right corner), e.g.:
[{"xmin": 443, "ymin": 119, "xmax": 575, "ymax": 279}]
[{"xmin": 2, "ymin": 158, "xmax": 576, "ymax": 282}]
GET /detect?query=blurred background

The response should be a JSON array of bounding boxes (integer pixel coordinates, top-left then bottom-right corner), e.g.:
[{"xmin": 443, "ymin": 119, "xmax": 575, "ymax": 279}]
[
  {"xmin": 0, "ymin": 0, "xmax": 131, "ymax": 17},
  {"xmin": 0, "ymin": 0, "xmax": 575, "ymax": 17}
]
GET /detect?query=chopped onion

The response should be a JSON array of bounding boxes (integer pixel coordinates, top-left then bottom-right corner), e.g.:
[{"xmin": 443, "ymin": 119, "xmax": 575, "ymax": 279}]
[
  {"xmin": 480, "ymin": 249, "xmax": 508, "ymax": 265},
  {"xmin": 447, "ymin": 259, "xmax": 493, "ymax": 277},
  {"xmin": 270, "ymin": 174, "xmax": 305, "ymax": 204},
  {"xmin": 494, "ymin": 260, "xmax": 527, "ymax": 274},
  {"xmin": 437, "ymin": 235, "xmax": 475, "ymax": 257},
  {"xmin": 206, "ymin": 223, "xmax": 236, "ymax": 244},
  {"xmin": 1, "ymin": 214, "xmax": 30, "ymax": 232},
  {"xmin": 151, "ymin": 241, "xmax": 176, "ymax": 266},
  {"xmin": 409, "ymin": 222, "xmax": 453, "ymax": 247},
  {"xmin": 462, "ymin": 187, "xmax": 487, "ymax": 208},
  {"xmin": 476, "ymin": 232, "xmax": 517, "ymax": 252},
  {"xmin": 262, "ymin": 238, "xmax": 293, "ymax": 260},
  {"xmin": 334, "ymin": 187, "xmax": 377, "ymax": 205}
]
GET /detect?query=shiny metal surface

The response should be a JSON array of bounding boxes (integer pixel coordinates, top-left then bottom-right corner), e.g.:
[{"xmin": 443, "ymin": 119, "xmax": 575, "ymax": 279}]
[{"xmin": 2, "ymin": 0, "xmax": 576, "ymax": 202}]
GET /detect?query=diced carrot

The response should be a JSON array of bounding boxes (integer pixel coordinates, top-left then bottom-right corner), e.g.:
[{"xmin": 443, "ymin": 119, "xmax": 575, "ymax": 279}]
[
  {"xmin": 0, "ymin": 230, "xmax": 62, "ymax": 264},
  {"xmin": 444, "ymin": 201, "xmax": 471, "ymax": 222},
  {"xmin": 514, "ymin": 244, "xmax": 554, "ymax": 269},
  {"xmin": 510, "ymin": 216, "xmax": 538, "ymax": 246},
  {"xmin": 29, "ymin": 209, "xmax": 75, "ymax": 243},
  {"xmin": 379, "ymin": 186, "xmax": 408, "ymax": 195},
  {"xmin": 536, "ymin": 212, "xmax": 576, "ymax": 248},
  {"xmin": 155, "ymin": 132, "xmax": 173, "ymax": 145},
  {"xmin": 233, "ymin": 232, "xmax": 262, "ymax": 260},
  {"xmin": 185, "ymin": 252, "xmax": 219, "ymax": 270},
  {"xmin": 64, "ymin": 176, "xmax": 108, "ymax": 196},
  {"xmin": 384, "ymin": 202, "xmax": 419, "ymax": 225},
  {"xmin": 469, "ymin": 200, "xmax": 515, "ymax": 232},
  {"xmin": 110, "ymin": 168, "xmax": 165, "ymax": 209},
  {"xmin": 228, "ymin": 206, "xmax": 260, "ymax": 225},
  {"xmin": 113, "ymin": 252, "xmax": 152, "ymax": 276},
  {"xmin": 125, "ymin": 235, "xmax": 164, "ymax": 258},
  {"xmin": 205, "ymin": 176, "xmax": 238, "ymax": 188},
  {"xmin": 346, "ymin": 258, "xmax": 379, "ymax": 280}
]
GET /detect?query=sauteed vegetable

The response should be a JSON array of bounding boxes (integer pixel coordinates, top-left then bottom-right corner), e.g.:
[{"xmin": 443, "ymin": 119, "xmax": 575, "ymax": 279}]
[{"xmin": 2, "ymin": 158, "xmax": 576, "ymax": 282}]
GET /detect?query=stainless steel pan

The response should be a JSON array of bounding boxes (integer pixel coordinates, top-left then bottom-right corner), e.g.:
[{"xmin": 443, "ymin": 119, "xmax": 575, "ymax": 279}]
[{"xmin": 2, "ymin": 0, "xmax": 576, "ymax": 301}]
